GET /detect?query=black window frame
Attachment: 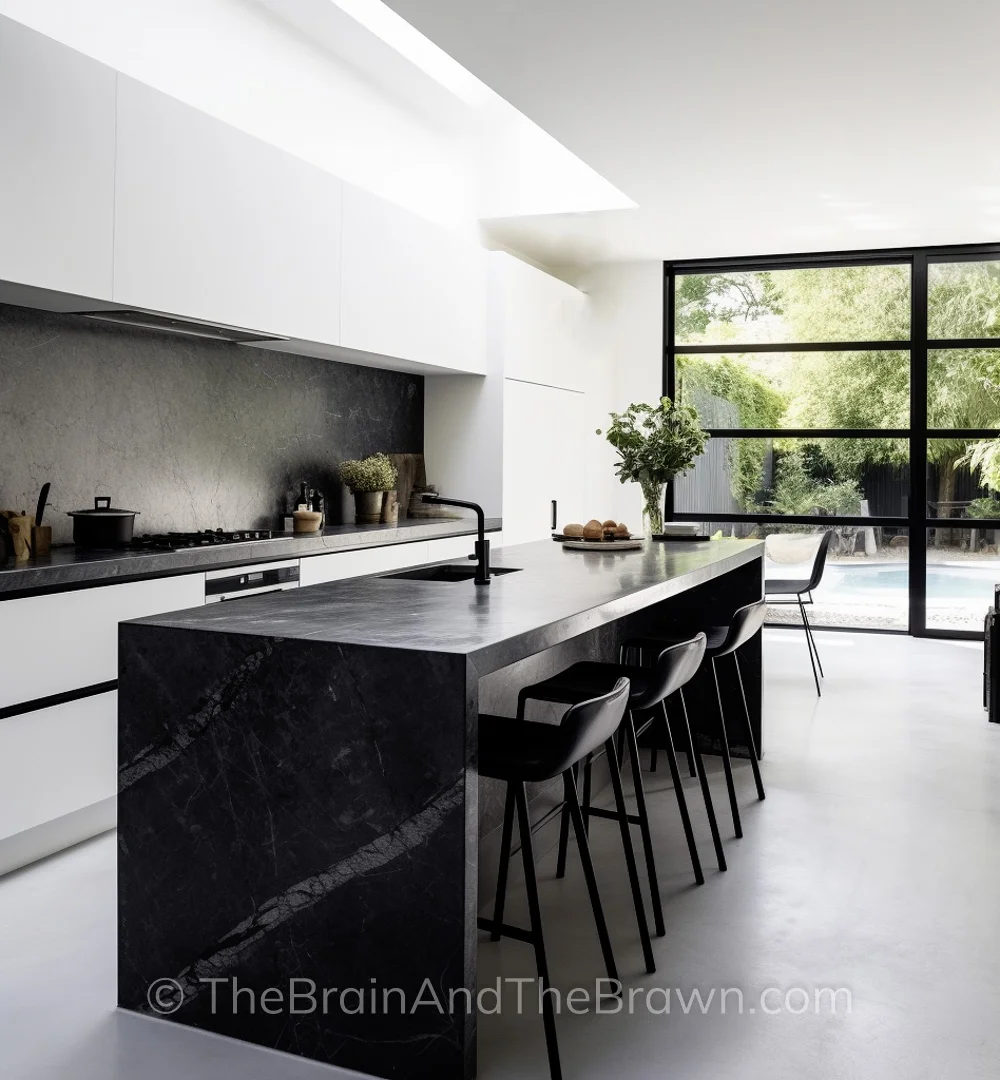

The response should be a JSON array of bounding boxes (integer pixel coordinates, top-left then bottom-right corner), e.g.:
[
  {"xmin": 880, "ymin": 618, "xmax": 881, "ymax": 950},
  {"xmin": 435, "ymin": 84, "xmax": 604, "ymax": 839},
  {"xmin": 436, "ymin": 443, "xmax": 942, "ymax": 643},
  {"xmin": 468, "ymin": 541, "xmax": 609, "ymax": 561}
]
[{"xmin": 663, "ymin": 242, "xmax": 1000, "ymax": 639}]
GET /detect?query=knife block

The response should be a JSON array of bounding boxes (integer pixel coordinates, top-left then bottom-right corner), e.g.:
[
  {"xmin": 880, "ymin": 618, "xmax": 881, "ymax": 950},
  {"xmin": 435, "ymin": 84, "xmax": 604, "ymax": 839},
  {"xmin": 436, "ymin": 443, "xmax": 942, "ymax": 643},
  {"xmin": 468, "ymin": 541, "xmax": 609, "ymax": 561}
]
[{"xmin": 31, "ymin": 524, "xmax": 52, "ymax": 556}]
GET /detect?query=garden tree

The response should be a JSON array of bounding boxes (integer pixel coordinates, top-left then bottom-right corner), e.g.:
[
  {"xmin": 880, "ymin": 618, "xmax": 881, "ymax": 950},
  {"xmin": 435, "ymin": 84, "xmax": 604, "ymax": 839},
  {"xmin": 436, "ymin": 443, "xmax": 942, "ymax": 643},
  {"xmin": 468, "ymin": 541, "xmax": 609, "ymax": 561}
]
[{"xmin": 674, "ymin": 272, "xmax": 782, "ymax": 342}]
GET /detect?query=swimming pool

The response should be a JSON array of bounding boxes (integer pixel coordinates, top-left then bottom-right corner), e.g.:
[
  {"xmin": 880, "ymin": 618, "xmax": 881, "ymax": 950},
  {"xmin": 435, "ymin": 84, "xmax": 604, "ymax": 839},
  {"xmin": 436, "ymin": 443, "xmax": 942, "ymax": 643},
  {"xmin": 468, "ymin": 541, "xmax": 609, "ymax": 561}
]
[{"xmin": 817, "ymin": 563, "xmax": 998, "ymax": 601}]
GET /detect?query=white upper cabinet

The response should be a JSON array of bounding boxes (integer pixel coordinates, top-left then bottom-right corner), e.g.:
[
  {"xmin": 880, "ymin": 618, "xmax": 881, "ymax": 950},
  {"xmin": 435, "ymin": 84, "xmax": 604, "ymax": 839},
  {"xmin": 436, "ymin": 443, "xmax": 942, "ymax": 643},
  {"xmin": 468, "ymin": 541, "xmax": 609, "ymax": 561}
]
[
  {"xmin": 0, "ymin": 16, "xmax": 115, "ymax": 299},
  {"xmin": 113, "ymin": 77, "xmax": 342, "ymax": 344},
  {"xmin": 495, "ymin": 253, "xmax": 588, "ymax": 393},
  {"xmin": 340, "ymin": 183, "xmax": 487, "ymax": 374}
]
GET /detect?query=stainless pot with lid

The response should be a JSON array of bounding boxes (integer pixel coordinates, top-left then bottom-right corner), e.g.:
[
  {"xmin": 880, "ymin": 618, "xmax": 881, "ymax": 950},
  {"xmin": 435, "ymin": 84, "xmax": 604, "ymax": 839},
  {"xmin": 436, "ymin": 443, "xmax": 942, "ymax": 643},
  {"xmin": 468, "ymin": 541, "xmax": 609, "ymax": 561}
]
[{"xmin": 67, "ymin": 496, "xmax": 140, "ymax": 547}]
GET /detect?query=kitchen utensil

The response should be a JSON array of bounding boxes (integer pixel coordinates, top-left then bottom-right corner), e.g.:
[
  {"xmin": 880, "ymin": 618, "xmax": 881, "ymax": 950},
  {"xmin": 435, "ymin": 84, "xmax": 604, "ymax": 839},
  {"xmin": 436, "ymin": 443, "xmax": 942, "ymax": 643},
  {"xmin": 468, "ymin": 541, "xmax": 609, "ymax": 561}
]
[
  {"xmin": 30, "ymin": 525, "xmax": 52, "ymax": 556},
  {"xmin": 34, "ymin": 482, "xmax": 50, "ymax": 528},
  {"xmin": 292, "ymin": 509, "xmax": 323, "ymax": 534},
  {"xmin": 6, "ymin": 513, "xmax": 33, "ymax": 560},
  {"xmin": 67, "ymin": 497, "xmax": 140, "ymax": 547}
]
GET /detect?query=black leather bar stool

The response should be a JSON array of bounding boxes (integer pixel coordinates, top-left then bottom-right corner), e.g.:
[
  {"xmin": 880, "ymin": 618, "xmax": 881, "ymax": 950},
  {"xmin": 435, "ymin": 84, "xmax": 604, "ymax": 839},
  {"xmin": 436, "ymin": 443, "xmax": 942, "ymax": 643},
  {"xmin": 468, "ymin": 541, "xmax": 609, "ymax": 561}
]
[
  {"xmin": 478, "ymin": 678, "xmax": 639, "ymax": 1080},
  {"xmin": 625, "ymin": 599, "xmax": 767, "ymax": 840},
  {"xmin": 515, "ymin": 633, "xmax": 727, "ymax": 942}
]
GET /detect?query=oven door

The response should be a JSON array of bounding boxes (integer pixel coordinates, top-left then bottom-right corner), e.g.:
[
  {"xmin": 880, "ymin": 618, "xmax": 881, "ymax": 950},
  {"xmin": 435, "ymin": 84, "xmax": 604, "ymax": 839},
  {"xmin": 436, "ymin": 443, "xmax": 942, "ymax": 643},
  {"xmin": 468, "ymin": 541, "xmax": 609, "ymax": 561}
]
[{"xmin": 204, "ymin": 559, "xmax": 300, "ymax": 603}]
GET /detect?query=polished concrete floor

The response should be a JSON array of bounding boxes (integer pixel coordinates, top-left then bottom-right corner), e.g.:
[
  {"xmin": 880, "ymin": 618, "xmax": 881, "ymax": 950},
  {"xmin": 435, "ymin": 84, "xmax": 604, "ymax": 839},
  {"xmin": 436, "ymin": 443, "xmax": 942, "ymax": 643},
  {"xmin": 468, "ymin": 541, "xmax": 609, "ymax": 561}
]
[{"xmin": 1, "ymin": 630, "xmax": 997, "ymax": 1079}]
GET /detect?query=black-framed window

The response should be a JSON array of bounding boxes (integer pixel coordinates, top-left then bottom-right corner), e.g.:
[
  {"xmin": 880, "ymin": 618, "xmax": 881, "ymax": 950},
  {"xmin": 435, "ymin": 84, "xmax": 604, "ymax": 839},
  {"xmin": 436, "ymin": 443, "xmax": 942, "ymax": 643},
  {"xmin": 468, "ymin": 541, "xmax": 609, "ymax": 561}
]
[{"xmin": 664, "ymin": 244, "xmax": 1000, "ymax": 639}]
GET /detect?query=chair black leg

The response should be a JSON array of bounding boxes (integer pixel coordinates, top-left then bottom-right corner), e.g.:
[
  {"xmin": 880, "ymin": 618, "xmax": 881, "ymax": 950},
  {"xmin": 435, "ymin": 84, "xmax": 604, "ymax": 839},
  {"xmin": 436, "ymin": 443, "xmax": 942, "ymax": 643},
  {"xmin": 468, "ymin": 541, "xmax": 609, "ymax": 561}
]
[
  {"xmin": 491, "ymin": 784, "xmax": 516, "ymax": 941},
  {"xmin": 581, "ymin": 754, "xmax": 593, "ymax": 835},
  {"xmin": 555, "ymin": 763, "xmax": 576, "ymax": 880},
  {"xmin": 797, "ymin": 594, "xmax": 822, "ymax": 696},
  {"xmin": 622, "ymin": 711, "xmax": 670, "ymax": 935},
  {"xmin": 802, "ymin": 600, "xmax": 824, "ymax": 677},
  {"xmin": 733, "ymin": 654, "xmax": 766, "ymax": 801},
  {"xmin": 605, "ymin": 736, "xmax": 656, "ymax": 974},
  {"xmin": 647, "ymin": 702, "xmax": 704, "ymax": 889},
  {"xmin": 674, "ymin": 692, "xmax": 726, "ymax": 872},
  {"xmin": 711, "ymin": 656, "xmax": 743, "ymax": 839},
  {"xmin": 514, "ymin": 783, "xmax": 563, "ymax": 1080},
  {"xmin": 685, "ymin": 721, "xmax": 697, "ymax": 779},
  {"xmin": 563, "ymin": 771, "xmax": 620, "ymax": 989}
]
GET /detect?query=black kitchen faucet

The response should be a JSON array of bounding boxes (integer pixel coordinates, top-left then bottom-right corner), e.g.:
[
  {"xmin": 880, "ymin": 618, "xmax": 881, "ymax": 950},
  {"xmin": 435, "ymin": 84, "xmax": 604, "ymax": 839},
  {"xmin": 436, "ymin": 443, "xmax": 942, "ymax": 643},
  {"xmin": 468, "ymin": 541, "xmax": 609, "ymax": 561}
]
[{"xmin": 422, "ymin": 494, "xmax": 491, "ymax": 585}]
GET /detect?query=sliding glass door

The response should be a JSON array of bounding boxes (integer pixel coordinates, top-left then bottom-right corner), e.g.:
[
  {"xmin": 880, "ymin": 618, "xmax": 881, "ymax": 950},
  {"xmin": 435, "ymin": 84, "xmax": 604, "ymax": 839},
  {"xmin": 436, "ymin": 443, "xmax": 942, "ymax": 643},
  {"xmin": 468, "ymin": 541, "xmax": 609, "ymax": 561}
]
[{"xmin": 664, "ymin": 245, "xmax": 1000, "ymax": 638}]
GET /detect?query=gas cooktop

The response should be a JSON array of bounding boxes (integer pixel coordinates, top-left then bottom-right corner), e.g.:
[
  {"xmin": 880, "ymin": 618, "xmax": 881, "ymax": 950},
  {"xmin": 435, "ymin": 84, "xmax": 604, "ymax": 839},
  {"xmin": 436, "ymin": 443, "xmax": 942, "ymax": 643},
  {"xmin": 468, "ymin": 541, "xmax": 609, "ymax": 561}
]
[{"xmin": 130, "ymin": 529, "xmax": 273, "ymax": 552}]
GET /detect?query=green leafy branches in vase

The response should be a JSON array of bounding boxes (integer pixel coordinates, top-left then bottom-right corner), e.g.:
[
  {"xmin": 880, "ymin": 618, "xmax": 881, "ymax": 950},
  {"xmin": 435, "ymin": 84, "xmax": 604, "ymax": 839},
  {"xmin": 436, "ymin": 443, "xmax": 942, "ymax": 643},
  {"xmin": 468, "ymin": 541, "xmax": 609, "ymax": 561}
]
[{"xmin": 598, "ymin": 397, "xmax": 709, "ymax": 536}]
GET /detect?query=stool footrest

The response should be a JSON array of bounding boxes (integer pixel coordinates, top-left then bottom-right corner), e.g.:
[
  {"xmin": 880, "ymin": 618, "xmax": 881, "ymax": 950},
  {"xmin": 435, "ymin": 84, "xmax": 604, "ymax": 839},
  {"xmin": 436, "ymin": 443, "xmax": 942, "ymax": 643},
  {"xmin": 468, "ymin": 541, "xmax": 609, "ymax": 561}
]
[
  {"xmin": 586, "ymin": 806, "xmax": 641, "ymax": 827},
  {"xmin": 477, "ymin": 916, "xmax": 536, "ymax": 945}
]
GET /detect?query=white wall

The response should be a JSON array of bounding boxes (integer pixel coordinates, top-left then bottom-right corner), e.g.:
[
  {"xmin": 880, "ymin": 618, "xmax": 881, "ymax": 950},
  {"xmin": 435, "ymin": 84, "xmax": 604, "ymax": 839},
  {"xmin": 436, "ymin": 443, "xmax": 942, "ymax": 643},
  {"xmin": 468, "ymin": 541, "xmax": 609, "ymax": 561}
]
[
  {"xmin": 580, "ymin": 261, "xmax": 665, "ymax": 526},
  {"xmin": 0, "ymin": 0, "xmax": 471, "ymax": 228}
]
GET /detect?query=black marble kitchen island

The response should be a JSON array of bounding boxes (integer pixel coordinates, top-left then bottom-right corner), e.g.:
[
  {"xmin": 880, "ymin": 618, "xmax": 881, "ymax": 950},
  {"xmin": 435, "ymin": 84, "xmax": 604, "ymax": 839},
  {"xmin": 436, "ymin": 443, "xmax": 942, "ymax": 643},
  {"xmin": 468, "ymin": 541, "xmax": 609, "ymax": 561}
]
[{"xmin": 118, "ymin": 537, "xmax": 763, "ymax": 1079}]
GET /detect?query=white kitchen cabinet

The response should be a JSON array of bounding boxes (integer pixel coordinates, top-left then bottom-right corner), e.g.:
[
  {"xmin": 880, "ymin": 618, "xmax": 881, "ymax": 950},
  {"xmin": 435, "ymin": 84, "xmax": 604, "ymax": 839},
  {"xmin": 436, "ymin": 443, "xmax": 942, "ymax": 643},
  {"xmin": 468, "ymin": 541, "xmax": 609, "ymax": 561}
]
[
  {"xmin": 496, "ymin": 253, "xmax": 589, "ymax": 392},
  {"xmin": 0, "ymin": 573, "xmax": 205, "ymax": 709},
  {"xmin": 299, "ymin": 543, "xmax": 430, "ymax": 587},
  {"xmin": 113, "ymin": 77, "xmax": 342, "ymax": 344},
  {"xmin": 340, "ymin": 184, "xmax": 487, "ymax": 374},
  {"xmin": 503, "ymin": 379, "xmax": 588, "ymax": 545},
  {"xmin": 0, "ymin": 16, "xmax": 116, "ymax": 299},
  {"xmin": 0, "ymin": 690, "xmax": 116, "ymax": 844}
]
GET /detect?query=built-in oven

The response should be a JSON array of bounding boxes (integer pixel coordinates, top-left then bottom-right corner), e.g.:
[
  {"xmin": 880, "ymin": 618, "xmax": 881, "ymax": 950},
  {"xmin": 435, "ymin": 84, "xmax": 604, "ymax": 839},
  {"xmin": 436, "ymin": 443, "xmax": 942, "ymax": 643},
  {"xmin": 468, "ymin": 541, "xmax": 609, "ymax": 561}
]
[{"xmin": 204, "ymin": 559, "xmax": 300, "ymax": 603}]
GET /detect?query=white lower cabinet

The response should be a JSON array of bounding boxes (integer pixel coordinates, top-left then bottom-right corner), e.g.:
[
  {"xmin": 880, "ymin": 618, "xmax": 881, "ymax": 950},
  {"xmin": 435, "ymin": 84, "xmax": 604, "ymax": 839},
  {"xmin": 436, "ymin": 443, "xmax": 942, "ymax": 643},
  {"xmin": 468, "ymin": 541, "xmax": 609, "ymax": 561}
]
[
  {"xmin": 0, "ymin": 573, "xmax": 205, "ymax": 710},
  {"xmin": 0, "ymin": 691, "xmax": 116, "ymax": 845}
]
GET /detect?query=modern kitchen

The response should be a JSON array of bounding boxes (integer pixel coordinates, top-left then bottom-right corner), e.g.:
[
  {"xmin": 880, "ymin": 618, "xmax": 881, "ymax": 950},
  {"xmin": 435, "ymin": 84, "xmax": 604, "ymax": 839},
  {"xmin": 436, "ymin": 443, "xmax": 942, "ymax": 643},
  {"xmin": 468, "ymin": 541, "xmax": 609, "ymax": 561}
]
[{"xmin": 2, "ymin": 3, "xmax": 1000, "ymax": 1080}]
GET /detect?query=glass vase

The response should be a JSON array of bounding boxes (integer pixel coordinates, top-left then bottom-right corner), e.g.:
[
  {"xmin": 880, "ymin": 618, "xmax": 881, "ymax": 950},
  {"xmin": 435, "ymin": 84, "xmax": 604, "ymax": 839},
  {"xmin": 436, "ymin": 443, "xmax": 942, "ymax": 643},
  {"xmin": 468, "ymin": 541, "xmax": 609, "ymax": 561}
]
[{"xmin": 640, "ymin": 479, "xmax": 665, "ymax": 537}]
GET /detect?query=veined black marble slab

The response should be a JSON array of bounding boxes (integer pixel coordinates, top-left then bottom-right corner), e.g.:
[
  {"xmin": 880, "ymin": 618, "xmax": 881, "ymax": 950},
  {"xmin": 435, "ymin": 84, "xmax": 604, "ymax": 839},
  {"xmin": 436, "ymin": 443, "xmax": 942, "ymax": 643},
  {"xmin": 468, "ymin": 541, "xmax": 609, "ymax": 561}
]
[
  {"xmin": 0, "ymin": 518, "xmax": 500, "ymax": 596},
  {"xmin": 118, "ymin": 538, "xmax": 763, "ymax": 1079},
  {"xmin": 131, "ymin": 537, "xmax": 763, "ymax": 675}
]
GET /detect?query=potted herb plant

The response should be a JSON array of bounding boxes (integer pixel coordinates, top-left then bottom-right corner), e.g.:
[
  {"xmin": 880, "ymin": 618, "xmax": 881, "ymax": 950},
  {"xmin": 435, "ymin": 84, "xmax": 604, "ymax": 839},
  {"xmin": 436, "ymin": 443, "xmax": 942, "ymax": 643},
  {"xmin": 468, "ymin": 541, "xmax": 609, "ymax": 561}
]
[
  {"xmin": 598, "ymin": 397, "xmax": 708, "ymax": 535},
  {"xmin": 339, "ymin": 453, "xmax": 399, "ymax": 525}
]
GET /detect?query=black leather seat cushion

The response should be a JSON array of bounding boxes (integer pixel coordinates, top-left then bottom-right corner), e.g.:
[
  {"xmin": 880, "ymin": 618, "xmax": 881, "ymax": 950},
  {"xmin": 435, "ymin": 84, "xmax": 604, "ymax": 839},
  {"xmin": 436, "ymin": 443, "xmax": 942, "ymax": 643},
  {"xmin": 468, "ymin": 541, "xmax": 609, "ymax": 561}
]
[{"xmin": 479, "ymin": 714, "xmax": 574, "ymax": 783}]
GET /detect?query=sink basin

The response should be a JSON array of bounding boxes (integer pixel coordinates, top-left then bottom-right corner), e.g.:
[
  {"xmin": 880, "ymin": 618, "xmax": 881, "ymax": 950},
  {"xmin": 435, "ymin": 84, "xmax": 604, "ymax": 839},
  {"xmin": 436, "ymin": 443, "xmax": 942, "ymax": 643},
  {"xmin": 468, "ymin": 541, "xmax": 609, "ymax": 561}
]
[{"xmin": 386, "ymin": 564, "xmax": 522, "ymax": 583}]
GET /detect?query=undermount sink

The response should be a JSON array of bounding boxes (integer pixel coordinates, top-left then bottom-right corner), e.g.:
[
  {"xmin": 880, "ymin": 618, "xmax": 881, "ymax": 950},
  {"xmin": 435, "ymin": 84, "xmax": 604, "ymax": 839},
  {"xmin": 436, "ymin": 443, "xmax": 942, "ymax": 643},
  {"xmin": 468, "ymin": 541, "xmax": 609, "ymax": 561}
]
[{"xmin": 386, "ymin": 564, "xmax": 522, "ymax": 583}]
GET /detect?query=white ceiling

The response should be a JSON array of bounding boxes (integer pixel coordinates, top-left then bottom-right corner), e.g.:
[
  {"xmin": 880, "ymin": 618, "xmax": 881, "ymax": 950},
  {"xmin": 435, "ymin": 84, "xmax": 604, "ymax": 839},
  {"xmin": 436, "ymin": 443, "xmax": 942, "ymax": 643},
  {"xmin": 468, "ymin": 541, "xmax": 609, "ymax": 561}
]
[{"xmin": 384, "ymin": 0, "xmax": 1000, "ymax": 267}]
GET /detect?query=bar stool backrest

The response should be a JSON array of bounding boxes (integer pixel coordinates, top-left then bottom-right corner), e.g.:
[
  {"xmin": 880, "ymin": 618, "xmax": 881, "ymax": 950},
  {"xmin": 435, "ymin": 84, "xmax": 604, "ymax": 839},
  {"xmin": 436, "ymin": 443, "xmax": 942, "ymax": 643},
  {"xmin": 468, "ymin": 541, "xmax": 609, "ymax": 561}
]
[
  {"xmin": 557, "ymin": 678, "xmax": 632, "ymax": 772},
  {"xmin": 633, "ymin": 633, "xmax": 707, "ymax": 709},
  {"xmin": 805, "ymin": 530, "xmax": 835, "ymax": 592},
  {"xmin": 713, "ymin": 599, "xmax": 767, "ymax": 658}
]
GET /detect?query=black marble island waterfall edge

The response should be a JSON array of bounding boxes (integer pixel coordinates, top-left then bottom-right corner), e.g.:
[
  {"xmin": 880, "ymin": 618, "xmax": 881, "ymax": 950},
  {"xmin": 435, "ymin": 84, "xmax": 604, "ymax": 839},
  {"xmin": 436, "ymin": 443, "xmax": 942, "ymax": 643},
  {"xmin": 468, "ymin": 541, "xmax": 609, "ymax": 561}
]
[{"xmin": 118, "ymin": 538, "xmax": 763, "ymax": 1079}]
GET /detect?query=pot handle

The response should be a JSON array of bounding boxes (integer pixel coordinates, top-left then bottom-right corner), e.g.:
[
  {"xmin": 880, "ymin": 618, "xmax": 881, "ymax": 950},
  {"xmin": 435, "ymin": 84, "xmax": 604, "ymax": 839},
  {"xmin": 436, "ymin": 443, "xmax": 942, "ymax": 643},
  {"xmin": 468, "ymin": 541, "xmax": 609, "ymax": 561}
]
[{"xmin": 95, "ymin": 496, "xmax": 111, "ymax": 510}]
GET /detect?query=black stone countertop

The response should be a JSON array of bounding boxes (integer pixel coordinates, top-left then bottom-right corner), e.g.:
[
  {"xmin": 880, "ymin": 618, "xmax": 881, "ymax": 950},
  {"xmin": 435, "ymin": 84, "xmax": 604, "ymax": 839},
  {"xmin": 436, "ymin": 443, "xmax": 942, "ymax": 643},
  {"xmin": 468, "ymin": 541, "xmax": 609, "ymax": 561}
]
[
  {"xmin": 133, "ymin": 537, "xmax": 764, "ymax": 674},
  {"xmin": 0, "ymin": 517, "xmax": 500, "ymax": 596}
]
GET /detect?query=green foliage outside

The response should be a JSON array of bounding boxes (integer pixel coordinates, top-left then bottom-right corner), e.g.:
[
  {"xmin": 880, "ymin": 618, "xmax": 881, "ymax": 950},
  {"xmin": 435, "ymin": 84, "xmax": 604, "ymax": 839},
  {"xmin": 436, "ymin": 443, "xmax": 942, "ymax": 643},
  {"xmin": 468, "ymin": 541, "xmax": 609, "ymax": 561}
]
[
  {"xmin": 675, "ymin": 263, "xmax": 1000, "ymax": 513},
  {"xmin": 678, "ymin": 355, "xmax": 785, "ymax": 506}
]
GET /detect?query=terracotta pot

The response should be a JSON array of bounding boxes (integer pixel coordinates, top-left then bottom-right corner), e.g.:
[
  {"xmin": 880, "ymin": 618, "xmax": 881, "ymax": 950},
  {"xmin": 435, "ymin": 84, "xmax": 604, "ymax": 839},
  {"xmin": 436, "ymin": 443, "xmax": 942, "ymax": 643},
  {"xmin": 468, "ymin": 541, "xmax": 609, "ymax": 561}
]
[{"xmin": 354, "ymin": 490, "xmax": 384, "ymax": 525}]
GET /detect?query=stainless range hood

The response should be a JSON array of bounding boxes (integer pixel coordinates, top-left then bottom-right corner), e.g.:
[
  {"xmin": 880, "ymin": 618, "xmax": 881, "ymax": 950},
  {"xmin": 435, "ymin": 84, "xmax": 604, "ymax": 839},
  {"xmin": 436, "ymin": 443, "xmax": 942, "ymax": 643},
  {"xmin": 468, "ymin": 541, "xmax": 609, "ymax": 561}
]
[{"xmin": 77, "ymin": 309, "xmax": 287, "ymax": 344}]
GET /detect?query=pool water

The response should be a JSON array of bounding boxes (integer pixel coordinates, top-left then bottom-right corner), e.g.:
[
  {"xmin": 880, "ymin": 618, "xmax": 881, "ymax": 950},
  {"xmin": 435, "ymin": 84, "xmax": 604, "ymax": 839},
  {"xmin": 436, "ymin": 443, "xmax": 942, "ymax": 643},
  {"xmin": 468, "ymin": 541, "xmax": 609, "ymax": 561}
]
[{"xmin": 824, "ymin": 565, "xmax": 996, "ymax": 601}]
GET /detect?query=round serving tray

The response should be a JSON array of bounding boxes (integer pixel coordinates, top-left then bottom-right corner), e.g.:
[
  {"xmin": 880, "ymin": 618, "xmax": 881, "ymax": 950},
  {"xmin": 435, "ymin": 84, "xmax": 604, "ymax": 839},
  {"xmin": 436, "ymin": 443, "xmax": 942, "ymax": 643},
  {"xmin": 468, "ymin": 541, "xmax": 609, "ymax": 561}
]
[{"xmin": 561, "ymin": 538, "xmax": 645, "ymax": 551}]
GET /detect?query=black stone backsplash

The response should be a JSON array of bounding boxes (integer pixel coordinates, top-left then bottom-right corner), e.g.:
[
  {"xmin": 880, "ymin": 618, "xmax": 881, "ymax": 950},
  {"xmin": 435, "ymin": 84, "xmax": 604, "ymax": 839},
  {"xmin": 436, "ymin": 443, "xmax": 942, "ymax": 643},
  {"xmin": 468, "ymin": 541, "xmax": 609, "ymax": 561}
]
[{"xmin": 0, "ymin": 303, "xmax": 423, "ymax": 544}]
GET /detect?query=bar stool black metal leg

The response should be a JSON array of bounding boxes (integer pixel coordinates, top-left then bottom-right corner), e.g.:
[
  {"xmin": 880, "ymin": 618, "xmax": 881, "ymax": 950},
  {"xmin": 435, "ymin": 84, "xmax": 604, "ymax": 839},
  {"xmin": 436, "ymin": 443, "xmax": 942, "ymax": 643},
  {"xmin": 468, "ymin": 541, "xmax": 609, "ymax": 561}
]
[
  {"xmin": 674, "ymin": 692, "xmax": 726, "ymax": 872},
  {"xmin": 684, "ymin": 719, "xmax": 697, "ymax": 778},
  {"xmin": 563, "ymin": 771, "xmax": 620, "ymax": 989},
  {"xmin": 642, "ymin": 704, "xmax": 704, "ymax": 890},
  {"xmin": 797, "ymin": 594, "xmax": 822, "ymax": 696},
  {"xmin": 491, "ymin": 784, "xmax": 517, "ymax": 941},
  {"xmin": 514, "ymin": 783, "xmax": 563, "ymax": 1080},
  {"xmin": 605, "ymin": 736, "xmax": 656, "ymax": 974},
  {"xmin": 805, "ymin": 592, "xmax": 825, "ymax": 676},
  {"xmin": 581, "ymin": 754, "xmax": 593, "ymax": 835},
  {"xmin": 733, "ymin": 654, "xmax": 766, "ymax": 800},
  {"xmin": 622, "ymin": 711, "xmax": 670, "ymax": 933},
  {"xmin": 711, "ymin": 657, "xmax": 743, "ymax": 839},
  {"xmin": 555, "ymin": 762, "xmax": 576, "ymax": 880},
  {"xmin": 649, "ymin": 745, "xmax": 659, "ymax": 773}
]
